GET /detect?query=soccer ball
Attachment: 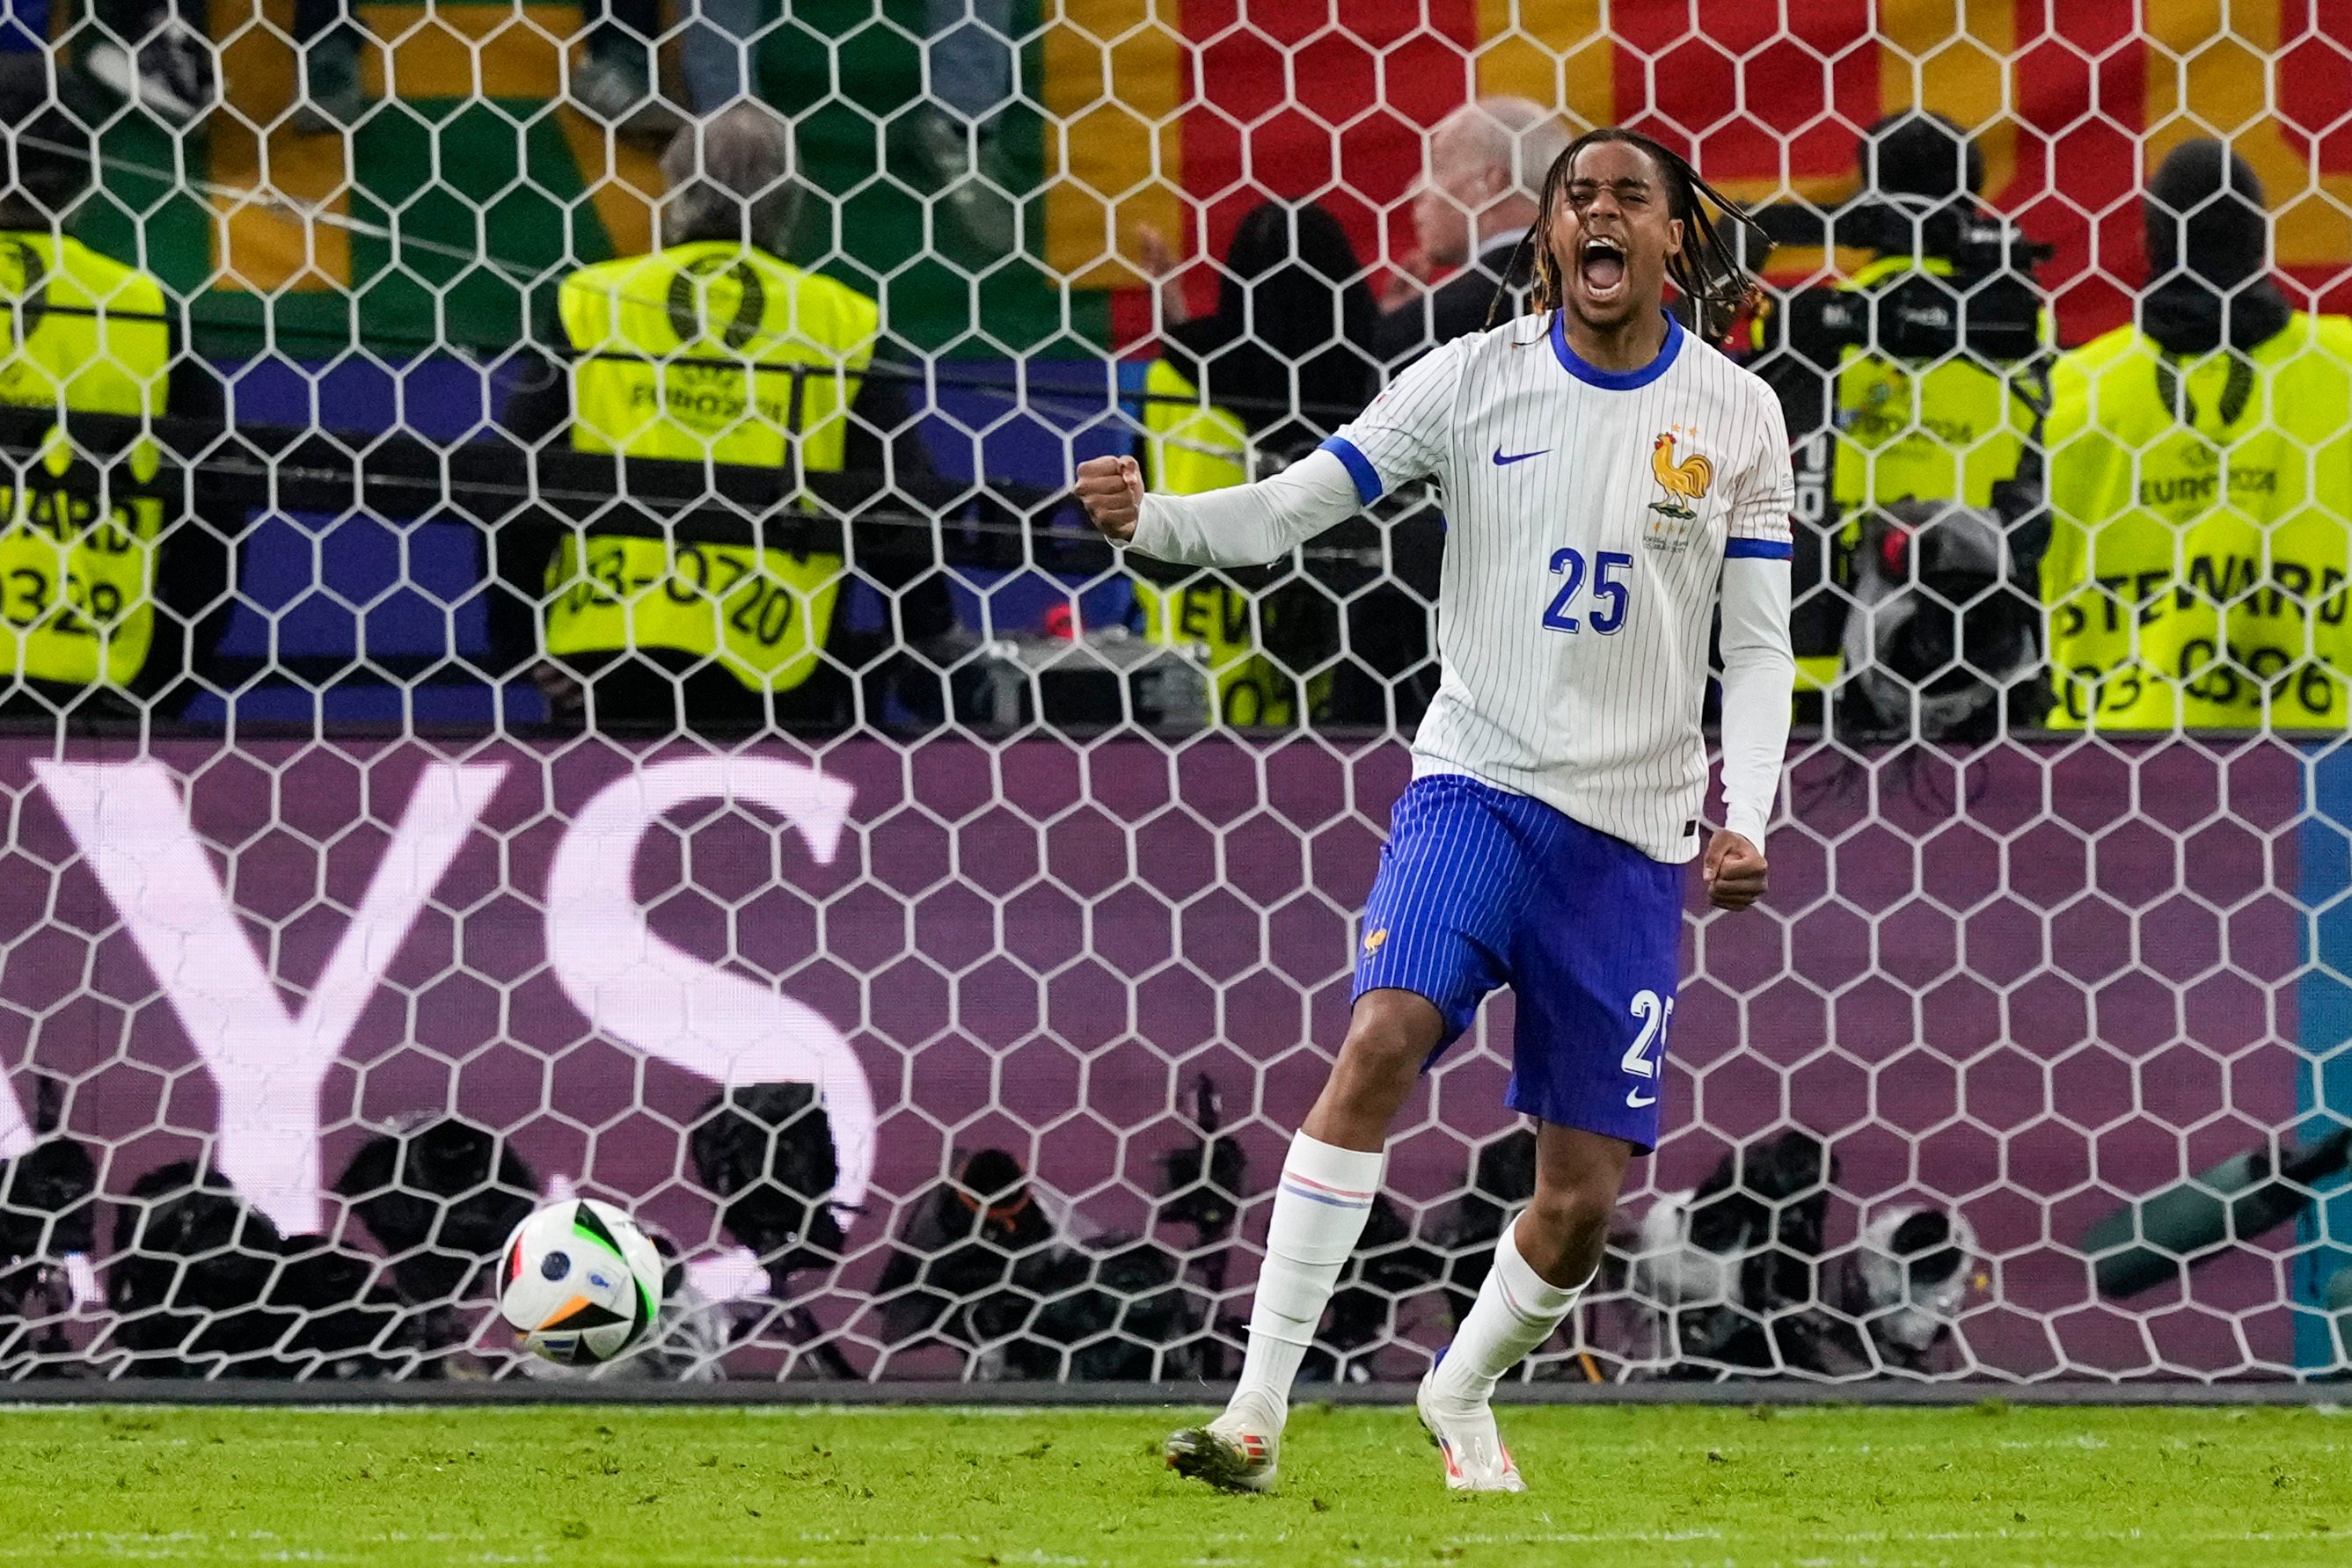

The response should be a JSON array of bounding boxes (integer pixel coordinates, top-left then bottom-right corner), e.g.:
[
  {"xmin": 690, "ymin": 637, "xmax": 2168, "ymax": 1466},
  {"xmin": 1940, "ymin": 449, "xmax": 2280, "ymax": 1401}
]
[{"xmin": 498, "ymin": 1199, "xmax": 664, "ymax": 1366}]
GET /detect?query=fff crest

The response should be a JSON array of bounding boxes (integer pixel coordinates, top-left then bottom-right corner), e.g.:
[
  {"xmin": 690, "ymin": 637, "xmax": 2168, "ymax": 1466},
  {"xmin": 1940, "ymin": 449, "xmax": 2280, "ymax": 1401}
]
[{"xmin": 1645, "ymin": 428, "xmax": 1713, "ymax": 550}]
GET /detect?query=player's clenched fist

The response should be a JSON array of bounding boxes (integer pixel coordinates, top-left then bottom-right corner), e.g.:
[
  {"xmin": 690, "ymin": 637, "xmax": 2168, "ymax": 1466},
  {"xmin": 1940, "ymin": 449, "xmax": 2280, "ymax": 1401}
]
[
  {"xmin": 1702, "ymin": 830, "xmax": 1768, "ymax": 911},
  {"xmin": 1074, "ymin": 455, "xmax": 1143, "ymax": 542}
]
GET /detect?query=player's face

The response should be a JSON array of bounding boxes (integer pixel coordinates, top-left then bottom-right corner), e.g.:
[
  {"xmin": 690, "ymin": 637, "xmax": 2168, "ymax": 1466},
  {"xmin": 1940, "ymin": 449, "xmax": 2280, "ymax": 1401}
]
[{"xmin": 1548, "ymin": 140, "xmax": 1684, "ymax": 333}]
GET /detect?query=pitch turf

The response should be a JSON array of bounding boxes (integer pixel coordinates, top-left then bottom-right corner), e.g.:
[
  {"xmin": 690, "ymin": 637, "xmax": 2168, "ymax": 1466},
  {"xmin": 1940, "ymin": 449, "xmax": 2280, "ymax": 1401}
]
[{"xmin": 0, "ymin": 1402, "xmax": 2342, "ymax": 1566}]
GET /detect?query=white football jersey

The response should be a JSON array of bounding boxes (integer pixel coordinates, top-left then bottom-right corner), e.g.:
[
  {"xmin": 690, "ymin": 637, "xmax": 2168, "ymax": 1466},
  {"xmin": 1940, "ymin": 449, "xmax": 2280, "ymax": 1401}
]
[{"xmin": 1320, "ymin": 310, "xmax": 1795, "ymax": 861}]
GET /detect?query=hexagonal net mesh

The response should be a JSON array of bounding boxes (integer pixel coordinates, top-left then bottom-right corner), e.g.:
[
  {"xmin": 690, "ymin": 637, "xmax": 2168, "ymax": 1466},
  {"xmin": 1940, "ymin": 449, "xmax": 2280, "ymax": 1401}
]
[{"xmin": 0, "ymin": 2, "xmax": 2344, "ymax": 1385}]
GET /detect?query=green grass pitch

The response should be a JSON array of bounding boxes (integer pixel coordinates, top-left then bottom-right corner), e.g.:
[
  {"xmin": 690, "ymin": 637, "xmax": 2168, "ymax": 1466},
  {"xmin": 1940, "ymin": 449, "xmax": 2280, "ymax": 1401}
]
[{"xmin": 0, "ymin": 1402, "xmax": 2343, "ymax": 1565}]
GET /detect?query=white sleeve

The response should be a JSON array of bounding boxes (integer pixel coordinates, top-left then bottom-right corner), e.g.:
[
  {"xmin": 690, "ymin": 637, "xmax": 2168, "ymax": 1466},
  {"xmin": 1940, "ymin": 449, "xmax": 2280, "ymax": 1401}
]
[
  {"xmin": 1123, "ymin": 342, "xmax": 1462, "ymax": 567},
  {"xmin": 1717, "ymin": 398, "xmax": 1798, "ymax": 849},
  {"xmin": 1718, "ymin": 558, "xmax": 1794, "ymax": 849},
  {"xmin": 1317, "ymin": 337, "xmax": 1465, "ymax": 502},
  {"xmin": 1727, "ymin": 384, "xmax": 1797, "ymax": 552},
  {"xmin": 1125, "ymin": 448, "xmax": 1362, "ymax": 569}
]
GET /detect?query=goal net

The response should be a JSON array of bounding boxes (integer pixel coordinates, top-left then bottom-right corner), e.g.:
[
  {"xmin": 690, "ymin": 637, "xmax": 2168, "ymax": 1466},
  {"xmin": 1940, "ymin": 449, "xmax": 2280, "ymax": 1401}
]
[{"xmin": 0, "ymin": 0, "xmax": 2347, "ymax": 1386}]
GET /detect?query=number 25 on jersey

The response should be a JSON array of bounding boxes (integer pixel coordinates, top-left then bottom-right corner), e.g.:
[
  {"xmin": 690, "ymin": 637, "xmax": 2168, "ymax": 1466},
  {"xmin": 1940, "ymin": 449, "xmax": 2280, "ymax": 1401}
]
[{"xmin": 1542, "ymin": 547, "xmax": 1633, "ymax": 635}]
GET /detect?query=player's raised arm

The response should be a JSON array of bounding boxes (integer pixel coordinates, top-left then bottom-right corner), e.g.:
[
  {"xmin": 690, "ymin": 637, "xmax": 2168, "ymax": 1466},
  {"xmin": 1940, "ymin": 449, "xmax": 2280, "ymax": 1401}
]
[
  {"xmin": 1074, "ymin": 339, "xmax": 1465, "ymax": 568},
  {"xmin": 1707, "ymin": 390, "xmax": 1800, "ymax": 911},
  {"xmin": 1071, "ymin": 447, "xmax": 1360, "ymax": 566}
]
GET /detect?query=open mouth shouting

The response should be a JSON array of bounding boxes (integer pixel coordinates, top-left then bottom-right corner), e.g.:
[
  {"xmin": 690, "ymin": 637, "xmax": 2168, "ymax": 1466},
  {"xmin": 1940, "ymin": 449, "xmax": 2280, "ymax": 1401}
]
[{"xmin": 1578, "ymin": 234, "xmax": 1627, "ymax": 304}]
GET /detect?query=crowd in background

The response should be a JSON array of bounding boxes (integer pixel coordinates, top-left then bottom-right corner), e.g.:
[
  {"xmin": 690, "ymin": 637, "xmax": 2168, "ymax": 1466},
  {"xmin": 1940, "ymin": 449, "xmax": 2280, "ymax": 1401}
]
[{"xmin": 0, "ymin": 5, "xmax": 2348, "ymax": 740}]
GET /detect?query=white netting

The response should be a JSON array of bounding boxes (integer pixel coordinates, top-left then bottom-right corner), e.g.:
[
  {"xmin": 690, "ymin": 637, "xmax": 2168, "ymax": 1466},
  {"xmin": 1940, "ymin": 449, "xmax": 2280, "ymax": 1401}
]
[{"xmin": 0, "ymin": 3, "xmax": 2346, "ymax": 1384}]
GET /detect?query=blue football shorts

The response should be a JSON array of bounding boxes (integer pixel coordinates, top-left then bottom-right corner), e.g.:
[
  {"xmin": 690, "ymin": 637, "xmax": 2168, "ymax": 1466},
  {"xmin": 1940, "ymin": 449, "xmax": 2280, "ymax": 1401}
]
[{"xmin": 1352, "ymin": 773, "xmax": 1686, "ymax": 1151}]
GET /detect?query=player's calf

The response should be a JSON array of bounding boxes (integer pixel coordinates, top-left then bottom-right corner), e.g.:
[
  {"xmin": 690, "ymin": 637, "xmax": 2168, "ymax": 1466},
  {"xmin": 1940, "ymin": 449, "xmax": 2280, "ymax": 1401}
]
[
  {"xmin": 1420, "ymin": 1157, "xmax": 1610, "ymax": 1491},
  {"xmin": 1419, "ymin": 1236, "xmax": 1575, "ymax": 1492}
]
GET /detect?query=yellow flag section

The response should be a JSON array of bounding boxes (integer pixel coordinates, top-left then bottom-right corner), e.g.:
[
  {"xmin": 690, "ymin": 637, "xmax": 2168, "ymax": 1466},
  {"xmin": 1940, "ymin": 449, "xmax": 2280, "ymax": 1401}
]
[
  {"xmin": 2042, "ymin": 312, "xmax": 2352, "ymax": 730},
  {"xmin": 1132, "ymin": 358, "xmax": 1304, "ymax": 727},
  {"xmin": 0, "ymin": 233, "xmax": 170, "ymax": 690},
  {"xmin": 545, "ymin": 242, "xmax": 877, "ymax": 693}
]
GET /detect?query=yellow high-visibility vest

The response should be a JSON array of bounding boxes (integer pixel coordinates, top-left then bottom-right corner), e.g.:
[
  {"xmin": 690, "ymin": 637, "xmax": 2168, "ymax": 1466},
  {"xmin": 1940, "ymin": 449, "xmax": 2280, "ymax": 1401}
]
[
  {"xmin": 544, "ymin": 242, "xmax": 878, "ymax": 692},
  {"xmin": 1133, "ymin": 357, "xmax": 1304, "ymax": 726},
  {"xmin": 0, "ymin": 231, "xmax": 170, "ymax": 690},
  {"xmin": 1140, "ymin": 356, "xmax": 1248, "ymax": 498},
  {"xmin": 2042, "ymin": 311, "xmax": 2352, "ymax": 730}
]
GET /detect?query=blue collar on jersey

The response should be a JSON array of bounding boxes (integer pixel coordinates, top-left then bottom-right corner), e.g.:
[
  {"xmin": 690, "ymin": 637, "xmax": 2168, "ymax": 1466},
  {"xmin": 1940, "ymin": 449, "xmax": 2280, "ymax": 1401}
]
[{"xmin": 1549, "ymin": 308, "xmax": 1684, "ymax": 390}]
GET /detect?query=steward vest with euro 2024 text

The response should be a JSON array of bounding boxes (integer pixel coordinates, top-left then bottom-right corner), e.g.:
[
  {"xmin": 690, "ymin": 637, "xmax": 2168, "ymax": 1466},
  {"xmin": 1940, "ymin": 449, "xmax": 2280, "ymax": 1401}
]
[
  {"xmin": 544, "ymin": 241, "xmax": 878, "ymax": 692},
  {"xmin": 2042, "ymin": 311, "xmax": 2352, "ymax": 730},
  {"xmin": 1134, "ymin": 356, "xmax": 1303, "ymax": 726},
  {"xmin": 0, "ymin": 231, "xmax": 170, "ymax": 690}
]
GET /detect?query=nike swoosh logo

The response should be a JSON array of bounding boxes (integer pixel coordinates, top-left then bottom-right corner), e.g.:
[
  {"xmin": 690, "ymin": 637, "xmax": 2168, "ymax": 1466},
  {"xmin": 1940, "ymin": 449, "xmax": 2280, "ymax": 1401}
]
[
  {"xmin": 1625, "ymin": 1089, "xmax": 1657, "ymax": 1108},
  {"xmin": 1492, "ymin": 447, "xmax": 1548, "ymax": 466}
]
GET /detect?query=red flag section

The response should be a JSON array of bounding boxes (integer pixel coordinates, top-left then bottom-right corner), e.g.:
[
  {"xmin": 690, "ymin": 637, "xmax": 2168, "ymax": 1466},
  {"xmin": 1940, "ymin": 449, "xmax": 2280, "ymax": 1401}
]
[{"xmin": 1047, "ymin": 0, "xmax": 2352, "ymax": 352}]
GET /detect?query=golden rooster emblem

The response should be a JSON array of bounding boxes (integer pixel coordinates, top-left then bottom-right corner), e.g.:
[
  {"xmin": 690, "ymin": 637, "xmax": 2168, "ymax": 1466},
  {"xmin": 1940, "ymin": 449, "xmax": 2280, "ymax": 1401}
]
[{"xmin": 1648, "ymin": 432, "xmax": 1713, "ymax": 520}]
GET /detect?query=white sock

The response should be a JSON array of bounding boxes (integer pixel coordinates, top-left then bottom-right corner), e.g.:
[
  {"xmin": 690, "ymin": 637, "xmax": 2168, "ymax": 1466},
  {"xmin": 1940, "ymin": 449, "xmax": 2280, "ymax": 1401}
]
[
  {"xmin": 1231, "ymin": 1133, "xmax": 1387, "ymax": 1421},
  {"xmin": 1430, "ymin": 1214, "xmax": 1588, "ymax": 1404}
]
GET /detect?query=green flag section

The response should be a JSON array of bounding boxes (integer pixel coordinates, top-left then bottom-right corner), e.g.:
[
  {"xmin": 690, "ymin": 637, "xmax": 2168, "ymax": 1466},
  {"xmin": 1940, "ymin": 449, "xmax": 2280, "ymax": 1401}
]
[
  {"xmin": 757, "ymin": 0, "xmax": 1098, "ymax": 357},
  {"xmin": 74, "ymin": 0, "xmax": 1092, "ymax": 363}
]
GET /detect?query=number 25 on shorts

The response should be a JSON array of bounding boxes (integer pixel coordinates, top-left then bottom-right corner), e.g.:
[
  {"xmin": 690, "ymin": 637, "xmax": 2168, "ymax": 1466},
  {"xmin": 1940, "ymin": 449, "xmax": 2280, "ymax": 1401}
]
[
  {"xmin": 1622, "ymin": 988, "xmax": 1671, "ymax": 1108},
  {"xmin": 1542, "ymin": 547, "xmax": 1633, "ymax": 635}
]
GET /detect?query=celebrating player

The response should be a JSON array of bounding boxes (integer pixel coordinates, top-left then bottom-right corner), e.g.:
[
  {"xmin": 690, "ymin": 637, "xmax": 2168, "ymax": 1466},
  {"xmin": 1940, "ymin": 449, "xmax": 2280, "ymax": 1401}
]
[{"xmin": 1072, "ymin": 128, "xmax": 1796, "ymax": 1493}]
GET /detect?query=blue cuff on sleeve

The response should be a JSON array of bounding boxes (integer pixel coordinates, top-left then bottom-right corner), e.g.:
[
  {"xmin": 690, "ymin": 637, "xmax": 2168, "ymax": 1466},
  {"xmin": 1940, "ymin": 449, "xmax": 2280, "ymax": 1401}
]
[
  {"xmin": 1725, "ymin": 537, "xmax": 1794, "ymax": 560},
  {"xmin": 1318, "ymin": 436, "xmax": 1384, "ymax": 506}
]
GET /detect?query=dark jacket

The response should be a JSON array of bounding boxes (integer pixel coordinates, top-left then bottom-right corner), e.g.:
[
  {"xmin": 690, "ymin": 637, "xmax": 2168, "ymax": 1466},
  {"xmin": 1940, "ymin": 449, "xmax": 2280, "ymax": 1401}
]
[
  {"xmin": 1375, "ymin": 237, "xmax": 1535, "ymax": 367},
  {"xmin": 1157, "ymin": 201, "xmax": 1379, "ymax": 460}
]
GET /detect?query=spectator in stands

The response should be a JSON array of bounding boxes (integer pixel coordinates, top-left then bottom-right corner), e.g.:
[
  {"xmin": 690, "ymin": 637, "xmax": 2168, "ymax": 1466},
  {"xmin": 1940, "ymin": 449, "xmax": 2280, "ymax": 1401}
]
[
  {"xmin": 681, "ymin": 0, "xmax": 765, "ymax": 114},
  {"xmin": 1372, "ymin": 98, "xmax": 1567, "ymax": 368},
  {"xmin": 0, "ymin": 59, "xmax": 228, "ymax": 723},
  {"xmin": 901, "ymin": 0, "xmax": 1019, "ymax": 256},
  {"xmin": 501, "ymin": 102, "xmax": 946, "ymax": 735},
  {"xmin": 82, "ymin": 0, "xmax": 212, "ymax": 125},
  {"xmin": 1746, "ymin": 112, "xmax": 2050, "ymax": 740},
  {"xmin": 290, "ymin": 0, "xmax": 683, "ymax": 136},
  {"xmin": 2041, "ymin": 139, "xmax": 2352, "ymax": 730},
  {"xmin": 1129, "ymin": 200, "xmax": 1377, "ymax": 727}
]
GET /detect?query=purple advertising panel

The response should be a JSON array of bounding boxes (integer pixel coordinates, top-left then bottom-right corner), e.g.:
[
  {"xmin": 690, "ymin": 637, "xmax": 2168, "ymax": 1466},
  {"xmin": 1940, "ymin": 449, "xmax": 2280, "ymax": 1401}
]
[{"xmin": 0, "ymin": 734, "xmax": 2312, "ymax": 1382}]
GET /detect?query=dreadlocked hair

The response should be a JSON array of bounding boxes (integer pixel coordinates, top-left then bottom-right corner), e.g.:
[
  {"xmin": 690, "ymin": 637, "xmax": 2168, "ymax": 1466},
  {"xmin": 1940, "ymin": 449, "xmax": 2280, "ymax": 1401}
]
[{"xmin": 1501, "ymin": 127, "xmax": 1765, "ymax": 339}]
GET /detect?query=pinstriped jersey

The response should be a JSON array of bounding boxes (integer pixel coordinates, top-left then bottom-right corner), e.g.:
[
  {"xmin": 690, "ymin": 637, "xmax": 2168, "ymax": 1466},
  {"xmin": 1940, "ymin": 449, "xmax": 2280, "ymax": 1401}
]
[{"xmin": 1319, "ymin": 310, "xmax": 1795, "ymax": 862}]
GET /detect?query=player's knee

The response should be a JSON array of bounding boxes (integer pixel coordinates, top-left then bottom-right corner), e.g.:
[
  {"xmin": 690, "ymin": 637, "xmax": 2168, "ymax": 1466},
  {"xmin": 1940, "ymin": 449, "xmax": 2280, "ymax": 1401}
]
[
  {"xmin": 1329, "ymin": 1025, "xmax": 1424, "ymax": 1106},
  {"xmin": 1339, "ymin": 989, "xmax": 1443, "ymax": 1069},
  {"xmin": 1522, "ymin": 1182, "xmax": 1613, "ymax": 1257}
]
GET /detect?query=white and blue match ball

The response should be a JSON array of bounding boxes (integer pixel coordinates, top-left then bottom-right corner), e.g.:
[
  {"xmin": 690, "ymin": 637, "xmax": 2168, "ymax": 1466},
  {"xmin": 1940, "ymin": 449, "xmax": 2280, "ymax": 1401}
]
[{"xmin": 497, "ymin": 1199, "xmax": 664, "ymax": 1366}]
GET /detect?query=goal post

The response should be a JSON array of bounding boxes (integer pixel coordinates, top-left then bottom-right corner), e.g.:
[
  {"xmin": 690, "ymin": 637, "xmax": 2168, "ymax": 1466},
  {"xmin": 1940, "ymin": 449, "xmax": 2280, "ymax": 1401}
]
[{"xmin": 0, "ymin": 2, "xmax": 2345, "ymax": 1386}]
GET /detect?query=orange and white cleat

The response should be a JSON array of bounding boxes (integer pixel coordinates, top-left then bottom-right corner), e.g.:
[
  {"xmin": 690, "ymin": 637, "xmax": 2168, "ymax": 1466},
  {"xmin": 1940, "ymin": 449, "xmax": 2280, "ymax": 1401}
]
[
  {"xmin": 1415, "ymin": 1369, "xmax": 1526, "ymax": 1492},
  {"xmin": 1165, "ymin": 1392, "xmax": 1282, "ymax": 1493}
]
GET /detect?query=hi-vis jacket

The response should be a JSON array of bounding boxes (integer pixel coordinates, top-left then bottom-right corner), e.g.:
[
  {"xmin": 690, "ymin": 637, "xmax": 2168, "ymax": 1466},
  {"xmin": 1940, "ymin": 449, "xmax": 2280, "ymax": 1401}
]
[
  {"xmin": 545, "ymin": 241, "xmax": 879, "ymax": 692},
  {"xmin": 0, "ymin": 231, "xmax": 171, "ymax": 690},
  {"xmin": 2042, "ymin": 311, "xmax": 2352, "ymax": 730}
]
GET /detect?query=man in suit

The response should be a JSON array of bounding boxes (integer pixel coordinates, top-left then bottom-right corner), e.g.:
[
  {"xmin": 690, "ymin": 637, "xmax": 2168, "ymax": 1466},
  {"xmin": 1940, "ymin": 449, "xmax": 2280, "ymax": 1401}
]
[{"xmin": 1373, "ymin": 98, "xmax": 1568, "ymax": 367}]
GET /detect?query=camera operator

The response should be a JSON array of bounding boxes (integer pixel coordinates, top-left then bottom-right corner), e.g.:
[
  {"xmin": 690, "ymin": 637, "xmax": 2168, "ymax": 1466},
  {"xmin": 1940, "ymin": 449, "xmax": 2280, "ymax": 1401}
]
[{"xmin": 1747, "ymin": 112, "xmax": 2051, "ymax": 740}]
